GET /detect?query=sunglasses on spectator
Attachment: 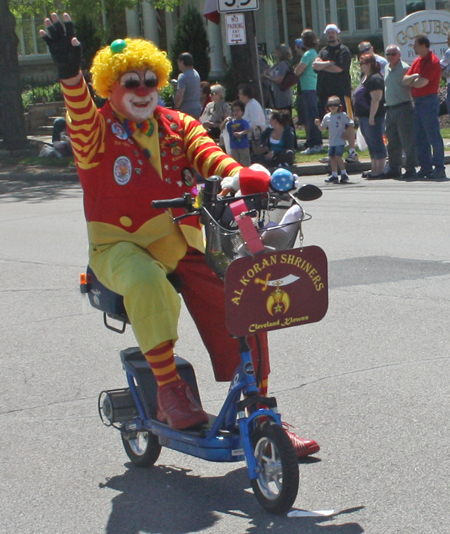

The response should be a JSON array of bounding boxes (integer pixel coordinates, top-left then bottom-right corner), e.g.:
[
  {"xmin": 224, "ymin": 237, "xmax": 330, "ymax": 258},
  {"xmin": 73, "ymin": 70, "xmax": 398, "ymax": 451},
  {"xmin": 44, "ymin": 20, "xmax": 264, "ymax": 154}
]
[
  {"xmin": 359, "ymin": 47, "xmax": 371, "ymax": 54},
  {"xmin": 328, "ymin": 103, "xmax": 340, "ymax": 107},
  {"xmin": 386, "ymin": 51, "xmax": 399, "ymax": 56},
  {"xmin": 120, "ymin": 73, "xmax": 158, "ymax": 89},
  {"xmin": 360, "ymin": 62, "xmax": 370, "ymax": 66}
]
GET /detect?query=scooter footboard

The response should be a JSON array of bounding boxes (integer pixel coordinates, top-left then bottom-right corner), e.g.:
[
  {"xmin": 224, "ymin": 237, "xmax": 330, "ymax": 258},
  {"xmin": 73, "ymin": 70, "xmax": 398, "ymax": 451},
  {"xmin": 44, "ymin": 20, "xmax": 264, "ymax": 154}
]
[{"xmin": 120, "ymin": 347, "xmax": 202, "ymax": 419}]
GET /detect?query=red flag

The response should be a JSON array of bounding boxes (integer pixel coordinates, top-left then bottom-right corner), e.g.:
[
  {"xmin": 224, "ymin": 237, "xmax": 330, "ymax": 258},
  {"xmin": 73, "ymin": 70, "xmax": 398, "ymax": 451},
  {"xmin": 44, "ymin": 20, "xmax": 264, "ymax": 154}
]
[{"xmin": 204, "ymin": 0, "xmax": 220, "ymax": 24}]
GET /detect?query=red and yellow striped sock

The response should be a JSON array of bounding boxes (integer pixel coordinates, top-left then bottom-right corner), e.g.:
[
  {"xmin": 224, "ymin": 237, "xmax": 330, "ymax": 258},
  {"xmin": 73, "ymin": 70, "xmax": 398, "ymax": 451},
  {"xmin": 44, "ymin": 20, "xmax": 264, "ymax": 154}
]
[
  {"xmin": 144, "ymin": 341, "xmax": 180, "ymax": 387},
  {"xmin": 259, "ymin": 377, "xmax": 268, "ymax": 396}
]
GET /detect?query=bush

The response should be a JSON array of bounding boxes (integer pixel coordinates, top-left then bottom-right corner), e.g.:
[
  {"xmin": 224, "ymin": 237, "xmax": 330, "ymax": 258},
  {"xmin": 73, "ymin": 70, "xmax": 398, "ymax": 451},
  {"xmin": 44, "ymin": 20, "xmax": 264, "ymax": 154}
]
[
  {"xmin": 169, "ymin": 6, "xmax": 210, "ymax": 81},
  {"xmin": 21, "ymin": 83, "xmax": 63, "ymax": 110}
]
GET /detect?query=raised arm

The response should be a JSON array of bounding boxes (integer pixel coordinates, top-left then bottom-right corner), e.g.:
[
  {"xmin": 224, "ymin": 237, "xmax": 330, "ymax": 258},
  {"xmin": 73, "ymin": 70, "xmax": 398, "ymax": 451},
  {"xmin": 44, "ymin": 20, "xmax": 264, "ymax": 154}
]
[{"xmin": 40, "ymin": 13, "xmax": 82, "ymax": 86}]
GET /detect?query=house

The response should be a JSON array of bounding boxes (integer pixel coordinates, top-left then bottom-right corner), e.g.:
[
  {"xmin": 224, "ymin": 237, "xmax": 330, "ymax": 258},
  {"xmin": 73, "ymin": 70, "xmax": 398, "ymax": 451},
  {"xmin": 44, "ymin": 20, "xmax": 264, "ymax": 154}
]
[{"xmin": 17, "ymin": 0, "xmax": 450, "ymax": 82}]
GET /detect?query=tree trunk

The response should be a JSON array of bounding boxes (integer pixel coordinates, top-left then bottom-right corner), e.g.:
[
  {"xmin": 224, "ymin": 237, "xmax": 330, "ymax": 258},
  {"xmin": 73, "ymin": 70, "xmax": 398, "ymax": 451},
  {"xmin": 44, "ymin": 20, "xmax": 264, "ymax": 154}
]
[{"xmin": 0, "ymin": 0, "xmax": 28, "ymax": 150}]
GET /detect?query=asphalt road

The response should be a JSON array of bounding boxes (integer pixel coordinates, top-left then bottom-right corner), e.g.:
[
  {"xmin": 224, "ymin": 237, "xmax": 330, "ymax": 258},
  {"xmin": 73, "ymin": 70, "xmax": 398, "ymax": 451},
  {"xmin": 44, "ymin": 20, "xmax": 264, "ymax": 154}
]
[{"xmin": 1, "ymin": 173, "xmax": 449, "ymax": 534}]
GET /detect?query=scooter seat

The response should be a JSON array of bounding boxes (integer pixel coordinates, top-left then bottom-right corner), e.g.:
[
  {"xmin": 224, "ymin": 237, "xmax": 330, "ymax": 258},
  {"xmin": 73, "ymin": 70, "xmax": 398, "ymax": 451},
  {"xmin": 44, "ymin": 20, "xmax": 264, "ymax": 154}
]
[
  {"xmin": 84, "ymin": 265, "xmax": 129, "ymax": 323},
  {"xmin": 81, "ymin": 266, "xmax": 183, "ymax": 325}
]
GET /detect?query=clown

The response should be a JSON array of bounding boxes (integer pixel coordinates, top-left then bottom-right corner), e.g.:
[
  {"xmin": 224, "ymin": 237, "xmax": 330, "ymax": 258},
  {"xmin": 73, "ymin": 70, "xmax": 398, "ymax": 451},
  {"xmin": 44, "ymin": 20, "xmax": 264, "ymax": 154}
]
[{"xmin": 41, "ymin": 13, "xmax": 319, "ymax": 457}]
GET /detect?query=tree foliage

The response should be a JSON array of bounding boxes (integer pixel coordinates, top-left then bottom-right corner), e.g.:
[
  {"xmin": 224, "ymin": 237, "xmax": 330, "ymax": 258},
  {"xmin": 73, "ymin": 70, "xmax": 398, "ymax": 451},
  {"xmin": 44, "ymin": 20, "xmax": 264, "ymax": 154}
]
[{"xmin": 169, "ymin": 5, "xmax": 210, "ymax": 81}]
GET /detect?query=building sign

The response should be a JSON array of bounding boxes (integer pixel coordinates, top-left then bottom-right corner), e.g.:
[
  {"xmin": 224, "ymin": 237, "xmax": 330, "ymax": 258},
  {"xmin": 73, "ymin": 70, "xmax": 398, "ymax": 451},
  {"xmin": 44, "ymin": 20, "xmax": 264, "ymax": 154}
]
[
  {"xmin": 226, "ymin": 13, "xmax": 247, "ymax": 45},
  {"xmin": 382, "ymin": 10, "xmax": 450, "ymax": 64},
  {"xmin": 218, "ymin": 0, "xmax": 259, "ymax": 13}
]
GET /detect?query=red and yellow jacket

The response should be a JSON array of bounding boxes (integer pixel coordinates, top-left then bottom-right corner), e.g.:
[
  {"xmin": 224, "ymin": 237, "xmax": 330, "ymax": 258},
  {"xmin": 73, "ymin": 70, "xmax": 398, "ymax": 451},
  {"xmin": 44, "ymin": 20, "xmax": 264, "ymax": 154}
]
[{"xmin": 62, "ymin": 78, "xmax": 242, "ymax": 268}]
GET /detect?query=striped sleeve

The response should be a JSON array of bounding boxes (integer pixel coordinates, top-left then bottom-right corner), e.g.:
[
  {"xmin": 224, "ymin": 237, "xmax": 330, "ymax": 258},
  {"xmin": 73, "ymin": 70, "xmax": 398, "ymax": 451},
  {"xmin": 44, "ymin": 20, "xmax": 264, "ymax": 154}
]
[
  {"xmin": 180, "ymin": 113, "xmax": 242, "ymax": 178},
  {"xmin": 61, "ymin": 78, "xmax": 105, "ymax": 170}
]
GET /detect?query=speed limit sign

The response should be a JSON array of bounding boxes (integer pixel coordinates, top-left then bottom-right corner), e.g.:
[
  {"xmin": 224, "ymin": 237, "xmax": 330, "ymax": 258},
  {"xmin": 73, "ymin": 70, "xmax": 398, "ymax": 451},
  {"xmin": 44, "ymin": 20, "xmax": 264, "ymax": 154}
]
[{"xmin": 218, "ymin": 0, "xmax": 259, "ymax": 13}]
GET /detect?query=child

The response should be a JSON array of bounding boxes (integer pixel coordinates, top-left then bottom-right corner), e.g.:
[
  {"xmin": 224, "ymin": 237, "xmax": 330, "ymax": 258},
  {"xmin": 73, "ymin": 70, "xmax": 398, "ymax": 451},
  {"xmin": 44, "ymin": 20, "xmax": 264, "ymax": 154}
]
[
  {"xmin": 315, "ymin": 96, "xmax": 354, "ymax": 184},
  {"xmin": 223, "ymin": 100, "xmax": 251, "ymax": 166}
]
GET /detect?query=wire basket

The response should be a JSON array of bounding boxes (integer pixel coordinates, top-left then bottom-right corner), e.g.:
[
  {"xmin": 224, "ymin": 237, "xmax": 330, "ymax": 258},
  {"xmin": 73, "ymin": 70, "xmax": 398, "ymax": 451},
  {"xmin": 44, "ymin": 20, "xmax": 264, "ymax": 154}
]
[{"xmin": 203, "ymin": 192, "xmax": 310, "ymax": 279}]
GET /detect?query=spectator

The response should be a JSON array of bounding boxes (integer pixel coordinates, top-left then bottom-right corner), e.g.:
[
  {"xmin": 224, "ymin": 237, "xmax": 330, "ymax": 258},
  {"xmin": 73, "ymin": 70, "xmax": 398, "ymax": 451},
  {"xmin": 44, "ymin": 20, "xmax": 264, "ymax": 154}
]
[
  {"xmin": 174, "ymin": 52, "xmax": 202, "ymax": 119},
  {"xmin": 199, "ymin": 84, "xmax": 231, "ymax": 141},
  {"xmin": 257, "ymin": 45, "xmax": 273, "ymax": 108},
  {"xmin": 353, "ymin": 53, "xmax": 386, "ymax": 179},
  {"xmin": 293, "ymin": 38, "xmax": 306, "ymax": 141},
  {"xmin": 263, "ymin": 44, "xmax": 295, "ymax": 114},
  {"xmin": 383, "ymin": 45, "xmax": 417, "ymax": 179},
  {"xmin": 200, "ymin": 81, "xmax": 211, "ymax": 113},
  {"xmin": 315, "ymin": 95, "xmax": 352, "ymax": 184},
  {"xmin": 251, "ymin": 109, "xmax": 296, "ymax": 169},
  {"xmin": 440, "ymin": 29, "xmax": 450, "ymax": 143},
  {"xmin": 52, "ymin": 117, "xmax": 67, "ymax": 143},
  {"xmin": 403, "ymin": 34, "xmax": 446, "ymax": 180},
  {"xmin": 223, "ymin": 100, "xmax": 251, "ymax": 166},
  {"xmin": 238, "ymin": 83, "xmax": 266, "ymax": 139},
  {"xmin": 358, "ymin": 41, "xmax": 388, "ymax": 77},
  {"xmin": 313, "ymin": 24, "xmax": 358, "ymax": 163},
  {"xmin": 294, "ymin": 29, "xmax": 323, "ymax": 155}
]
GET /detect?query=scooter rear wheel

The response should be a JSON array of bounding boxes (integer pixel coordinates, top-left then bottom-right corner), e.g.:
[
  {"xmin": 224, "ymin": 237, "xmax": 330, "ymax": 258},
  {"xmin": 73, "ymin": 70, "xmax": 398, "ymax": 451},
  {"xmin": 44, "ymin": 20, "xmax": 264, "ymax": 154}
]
[
  {"xmin": 250, "ymin": 421, "xmax": 299, "ymax": 514},
  {"xmin": 121, "ymin": 430, "xmax": 161, "ymax": 467}
]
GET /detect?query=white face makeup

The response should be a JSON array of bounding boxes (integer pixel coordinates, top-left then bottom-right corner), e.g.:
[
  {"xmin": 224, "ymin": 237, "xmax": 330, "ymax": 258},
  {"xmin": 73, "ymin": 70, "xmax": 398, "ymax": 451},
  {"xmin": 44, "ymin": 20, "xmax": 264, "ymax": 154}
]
[{"xmin": 110, "ymin": 69, "xmax": 159, "ymax": 123}]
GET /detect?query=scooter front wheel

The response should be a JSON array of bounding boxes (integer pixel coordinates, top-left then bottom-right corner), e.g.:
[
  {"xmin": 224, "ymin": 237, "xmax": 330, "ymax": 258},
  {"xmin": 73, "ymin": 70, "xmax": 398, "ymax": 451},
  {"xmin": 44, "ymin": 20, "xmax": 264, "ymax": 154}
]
[
  {"xmin": 251, "ymin": 421, "xmax": 299, "ymax": 514},
  {"xmin": 121, "ymin": 430, "xmax": 161, "ymax": 467}
]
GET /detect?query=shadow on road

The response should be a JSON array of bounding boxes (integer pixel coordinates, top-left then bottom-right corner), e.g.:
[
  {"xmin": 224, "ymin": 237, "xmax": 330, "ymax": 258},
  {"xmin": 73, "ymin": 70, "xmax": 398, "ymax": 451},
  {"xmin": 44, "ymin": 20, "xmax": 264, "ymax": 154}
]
[
  {"xmin": 100, "ymin": 464, "xmax": 364, "ymax": 534},
  {"xmin": 330, "ymin": 256, "xmax": 450, "ymax": 288},
  {"xmin": 0, "ymin": 179, "xmax": 81, "ymax": 203}
]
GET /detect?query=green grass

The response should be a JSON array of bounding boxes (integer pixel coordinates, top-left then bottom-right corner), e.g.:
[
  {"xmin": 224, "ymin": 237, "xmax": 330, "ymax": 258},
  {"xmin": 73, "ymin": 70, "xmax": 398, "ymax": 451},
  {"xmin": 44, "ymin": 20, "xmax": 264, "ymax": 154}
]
[{"xmin": 295, "ymin": 148, "xmax": 370, "ymax": 164}]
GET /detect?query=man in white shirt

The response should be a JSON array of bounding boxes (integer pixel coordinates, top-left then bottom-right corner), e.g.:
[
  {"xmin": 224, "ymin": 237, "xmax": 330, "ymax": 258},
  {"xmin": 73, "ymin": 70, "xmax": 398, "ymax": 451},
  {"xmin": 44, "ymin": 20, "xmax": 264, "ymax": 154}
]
[{"xmin": 238, "ymin": 83, "xmax": 267, "ymax": 138}]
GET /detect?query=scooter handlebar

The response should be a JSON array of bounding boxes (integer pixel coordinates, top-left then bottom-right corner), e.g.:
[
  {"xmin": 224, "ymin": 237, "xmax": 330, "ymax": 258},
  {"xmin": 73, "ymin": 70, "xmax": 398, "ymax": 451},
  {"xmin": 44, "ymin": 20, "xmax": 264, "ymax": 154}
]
[{"xmin": 152, "ymin": 193, "xmax": 192, "ymax": 210}]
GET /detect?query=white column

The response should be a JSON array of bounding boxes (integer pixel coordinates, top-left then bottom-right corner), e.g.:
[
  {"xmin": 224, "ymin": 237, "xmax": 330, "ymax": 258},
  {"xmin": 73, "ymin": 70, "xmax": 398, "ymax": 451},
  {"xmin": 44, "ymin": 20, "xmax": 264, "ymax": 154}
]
[
  {"xmin": 396, "ymin": 0, "xmax": 407, "ymax": 21},
  {"xmin": 347, "ymin": 0, "xmax": 356, "ymax": 34},
  {"xmin": 381, "ymin": 16, "xmax": 395, "ymax": 51},
  {"xmin": 264, "ymin": 0, "xmax": 279, "ymax": 53},
  {"xmin": 207, "ymin": 19, "xmax": 225, "ymax": 78},
  {"xmin": 165, "ymin": 10, "xmax": 177, "ymax": 51},
  {"xmin": 369, "ymin": 0, "xmax": 379, "ymax": 34},
  {"xmin": 281, "ymin": 0, "xmax": 289, "ymax": 43},
  {"xmin": 126, "ymin": 7, "xmax": 141, "ymax": 37},
  {"xmin": 142, "ymin": 0, "xmax": 159, "ymax": 45}
]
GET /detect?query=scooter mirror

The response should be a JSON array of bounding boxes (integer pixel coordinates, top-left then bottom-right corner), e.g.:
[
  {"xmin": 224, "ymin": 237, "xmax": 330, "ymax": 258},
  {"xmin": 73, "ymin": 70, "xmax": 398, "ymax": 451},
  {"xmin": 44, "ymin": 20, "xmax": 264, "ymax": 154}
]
[{"xmin": 293, "ymin": 184, "xmax": 323, "ymax": 201}]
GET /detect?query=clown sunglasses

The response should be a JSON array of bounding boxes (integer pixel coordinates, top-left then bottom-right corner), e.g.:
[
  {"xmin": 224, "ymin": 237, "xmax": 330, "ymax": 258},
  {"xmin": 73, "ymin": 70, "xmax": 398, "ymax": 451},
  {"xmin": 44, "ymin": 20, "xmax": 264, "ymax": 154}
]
[{"xmin": 119, "ymin": 71, "xmax": 159, "ymax": 89}]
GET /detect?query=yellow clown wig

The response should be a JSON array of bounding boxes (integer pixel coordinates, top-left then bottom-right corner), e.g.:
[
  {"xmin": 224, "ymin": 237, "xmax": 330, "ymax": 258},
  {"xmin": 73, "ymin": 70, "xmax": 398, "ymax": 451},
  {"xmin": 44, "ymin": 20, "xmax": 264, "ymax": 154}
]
[{"xmin": 90, "ymin": 38, "xmax": 172, "ymax": 98}]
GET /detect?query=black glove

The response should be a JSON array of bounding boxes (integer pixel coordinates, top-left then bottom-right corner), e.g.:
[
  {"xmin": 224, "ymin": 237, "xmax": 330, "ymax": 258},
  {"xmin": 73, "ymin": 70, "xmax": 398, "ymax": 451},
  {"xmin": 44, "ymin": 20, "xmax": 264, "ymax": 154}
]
[{"xmin": 41, "ymin": 16, "xmax": 82, "ymax": 80}]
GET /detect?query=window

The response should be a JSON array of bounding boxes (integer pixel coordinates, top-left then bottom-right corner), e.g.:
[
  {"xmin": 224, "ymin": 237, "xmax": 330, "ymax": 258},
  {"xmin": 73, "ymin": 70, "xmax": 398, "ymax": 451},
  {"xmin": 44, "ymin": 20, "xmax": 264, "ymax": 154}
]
[
  {"xmin": 323, "ymin": 0, "xmax": 348, "ymax": 32},
  {"xmin": 406, "ymin": 1, "xmax": 425, "ymax": 15},
  {"xmin": 355, "ymin": 0, "xmax": 370, "ymax": 30},
  {"xmin": 16, "ymin": 17, "xmax": 47, "ymax": 55},
  {"xmin": 337, "ymin": 0, "xmax": 349, "ymax": 31},
  {"xmin": 377, "ymin": 0, "xmax": 395, "ymax": 27},
  {"xmin": 436, "ymin": 0, "xmax": 450, "ymax": 10}
]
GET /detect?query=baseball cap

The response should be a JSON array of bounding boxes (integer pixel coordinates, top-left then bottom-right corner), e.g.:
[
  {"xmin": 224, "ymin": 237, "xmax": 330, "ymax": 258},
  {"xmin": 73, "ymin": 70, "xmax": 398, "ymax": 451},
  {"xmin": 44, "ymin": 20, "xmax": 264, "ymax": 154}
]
[
  {"xmin": 324, "ymin": 23, "xmax": 341, "ymax": 34},
  {"xmin": 295, "ymin": 38, "xmax": 303, "ymax": 48}
]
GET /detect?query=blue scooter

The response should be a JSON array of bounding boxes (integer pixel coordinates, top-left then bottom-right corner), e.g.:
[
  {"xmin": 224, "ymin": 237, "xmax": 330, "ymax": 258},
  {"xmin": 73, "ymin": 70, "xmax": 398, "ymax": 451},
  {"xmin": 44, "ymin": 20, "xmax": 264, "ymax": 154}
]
[{"xmin": 81, "ymin": 176, "xmax": 326, "ymax": 514}]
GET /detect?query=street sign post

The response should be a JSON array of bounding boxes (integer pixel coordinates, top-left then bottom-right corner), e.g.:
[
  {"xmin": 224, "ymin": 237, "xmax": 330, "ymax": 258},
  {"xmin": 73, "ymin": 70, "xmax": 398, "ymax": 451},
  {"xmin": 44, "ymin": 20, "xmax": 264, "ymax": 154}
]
[
  {"xmin": 218, "ymin": 0, "xmax": 259, "ymax": 13},
  {"xmin": 226, "ymin": 13, "xmax": 246, "ymax": 45}
]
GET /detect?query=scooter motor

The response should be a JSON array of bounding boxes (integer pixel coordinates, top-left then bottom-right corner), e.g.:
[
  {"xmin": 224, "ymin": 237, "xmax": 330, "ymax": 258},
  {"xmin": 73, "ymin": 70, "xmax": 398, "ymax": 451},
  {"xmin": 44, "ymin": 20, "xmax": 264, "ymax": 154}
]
[{"xmin": 98, "ymin": 388, "xmax": 138, "ymax": 426}]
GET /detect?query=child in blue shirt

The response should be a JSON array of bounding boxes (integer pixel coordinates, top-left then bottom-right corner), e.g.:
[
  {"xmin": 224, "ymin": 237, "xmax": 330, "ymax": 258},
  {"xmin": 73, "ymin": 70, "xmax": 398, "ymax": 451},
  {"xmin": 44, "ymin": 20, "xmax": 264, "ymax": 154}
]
[{"xmin": 223, "ymin": 100, "xmax": 251, "ymax": 166}]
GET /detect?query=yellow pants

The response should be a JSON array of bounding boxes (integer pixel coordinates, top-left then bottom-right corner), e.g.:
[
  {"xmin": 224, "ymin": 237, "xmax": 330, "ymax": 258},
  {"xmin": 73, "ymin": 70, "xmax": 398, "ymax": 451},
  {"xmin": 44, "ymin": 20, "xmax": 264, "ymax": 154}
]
[{"xmin": 89, "ymin": 241, "xmax": 181, "ymax": 353}]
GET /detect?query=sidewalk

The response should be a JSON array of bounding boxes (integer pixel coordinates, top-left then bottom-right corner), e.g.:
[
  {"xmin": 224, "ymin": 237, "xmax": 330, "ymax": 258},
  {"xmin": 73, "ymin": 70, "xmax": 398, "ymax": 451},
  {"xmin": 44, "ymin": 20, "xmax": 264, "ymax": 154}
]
[
  {"xmin": 293, "ymin": 138, "xmax": 450, "ymax": 176},
  {"xmin": 2, "ymin": 135, "xmax": 450, "ymax": 181}
]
